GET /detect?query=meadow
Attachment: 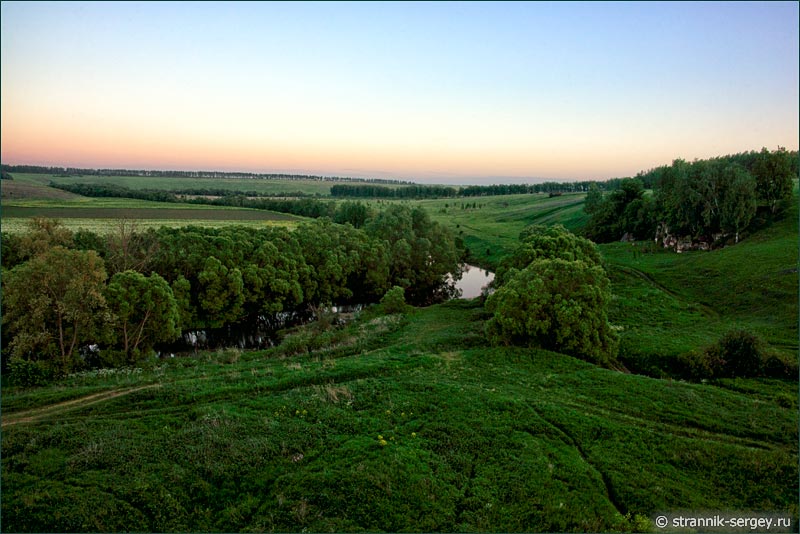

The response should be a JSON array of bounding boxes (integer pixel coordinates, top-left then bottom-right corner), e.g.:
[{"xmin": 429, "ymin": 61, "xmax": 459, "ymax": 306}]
[
  {"xmin": 1, "ymin": 172, "xmax": 797, "ymax": 532},
  {"xmin": 2, "ymin": 300, "xmax": 796, "ymax": 532},
  {"xmin": 1, "ymin": 197, "xmax": 304, "ymax": 234}
]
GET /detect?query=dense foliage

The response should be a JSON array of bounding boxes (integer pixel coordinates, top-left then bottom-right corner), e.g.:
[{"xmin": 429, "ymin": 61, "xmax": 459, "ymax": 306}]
[
  {"xmin": 584, "ymin": 147, "xmax": 797, "ymax": 244},
  {"xmin": 486, "ymin": 225, "xmax": 618, "ymax": 365},
  {"xmin": 2, "ymin": 211, "xmax": 460, "ymax": 377},
  {"xmin": 331, "ymin": 184, "xmax": 457, "ymax": 198},
  {"xmin": 494, "ymin": 223, "xmax": 602, "ymax": 287}
]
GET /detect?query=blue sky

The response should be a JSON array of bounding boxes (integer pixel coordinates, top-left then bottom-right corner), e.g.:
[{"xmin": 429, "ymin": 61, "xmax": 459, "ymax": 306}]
[{"xmin": 2, "ymin": 1, "xmax": 797, "ymax": 183}]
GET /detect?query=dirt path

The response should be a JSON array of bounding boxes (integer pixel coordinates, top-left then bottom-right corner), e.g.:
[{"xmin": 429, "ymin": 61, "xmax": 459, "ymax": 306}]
[{"xmin": 2, "ymin": 384, "xmax": 160, "ymax": 427}]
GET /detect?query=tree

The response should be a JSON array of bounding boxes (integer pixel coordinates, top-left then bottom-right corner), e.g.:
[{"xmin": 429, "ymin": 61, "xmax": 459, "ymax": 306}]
[
  {"xmin": 485, "ymin": 258, "xmax": 618, "ymax": 365},
  {"xmin": 583, "ymin": 178, "xmax": 653, "ymax": 242},
  {"xmin": 366, "ymin": 205, "xmax": 460, "ymax": 305},
  {"xmin": 583, "ymin": 183, "xmax": 604, "ymax": 215},
  {"xmin": 3, "ymin": 247, "xmax": 109, "ymax": 373},
  {"xmin": 16, "ymin": 217, "xmax": 74, "ymax": 260},
  {"xmin": 751, "ymin": 147, "xmax": 794, "ymax": 215},
  {"xmin": 106, "ymin": 271, "xmax": 181, "ymax": 361},
  {"xmin": 196, "ymin": 256, "xmax": 245, "ymax": 329},
  {"xmin": 495, "ymin": 224, "xmax": 602, "ymax": 288},
  {"xmin": 105, "ymin": 220, "xmax": 159, "ymax": 274},
  {"xmin": 720, "ymin": 166, "xmax": 757, "ymax": 243}
]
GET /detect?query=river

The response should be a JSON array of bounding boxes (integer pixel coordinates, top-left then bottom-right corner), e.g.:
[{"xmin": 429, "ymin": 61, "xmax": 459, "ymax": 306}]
[{"xmin": 454, "ymin": 264, "xmax": 495, "ymax": 299}]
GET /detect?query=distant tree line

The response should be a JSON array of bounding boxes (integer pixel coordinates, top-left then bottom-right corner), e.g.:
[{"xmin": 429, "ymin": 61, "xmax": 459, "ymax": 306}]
[
  {"xmin": 1, "ymin": 164, "xmax": 412, "ymax": 185},
  {"xmin": 52, "ymin": 182, "xmax": 180, "ymax": 203},
  {"xmin": 331, "ymin": 184, "xmax": 458, "ymax": 198},
  {"xmin": 2, "ymin": 208, "xmax": 461, "ymax": 382},
  {"xmin": 583, "ymin": 147, "xmax": 797, "ymax": 245}
]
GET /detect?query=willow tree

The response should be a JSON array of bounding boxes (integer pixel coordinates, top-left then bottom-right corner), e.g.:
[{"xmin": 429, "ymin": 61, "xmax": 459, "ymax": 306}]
[
  {"xmin": 105, "ymin": 270, "xmax": 181, "ymax": 361},
  {"xmin": 3, "ymin": 246, "xmax": 109, "ymax": 373}
]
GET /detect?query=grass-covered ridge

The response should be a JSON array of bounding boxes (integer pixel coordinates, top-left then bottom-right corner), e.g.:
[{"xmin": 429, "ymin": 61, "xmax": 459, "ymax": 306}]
[
  {"xmin": 602, "ymin": 198, "xmax": 798, "ymax": 375},
  {"xmin": 3, "ymin": 300, "xmax": 796, "ymax": 532}
]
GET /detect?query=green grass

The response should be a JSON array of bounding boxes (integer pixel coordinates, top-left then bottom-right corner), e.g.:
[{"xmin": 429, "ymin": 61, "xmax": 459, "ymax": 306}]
[
  {"xmin": 600, "ymin": 201, "xmax": 798, "ymax": 373},
  {"xmin": 1, "ymin": 198, "xmax": 305, "ymax": 234},
  {"xmin": 2, "ymin": 301, "xmax": 796, "ymax": 532}
]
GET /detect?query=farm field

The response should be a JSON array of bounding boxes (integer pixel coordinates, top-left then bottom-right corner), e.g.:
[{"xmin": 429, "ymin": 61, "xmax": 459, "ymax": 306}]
[
  {"xmin": 8, "ymin": 172, "xmax": 404, "ymax": 197},
  {"xmin": 1, "ymin": 197, "xmax": 306, "ymax": 234},
  {"xmin": 2, "ymin": 300, "xmax": 796, "ymax": 532}
]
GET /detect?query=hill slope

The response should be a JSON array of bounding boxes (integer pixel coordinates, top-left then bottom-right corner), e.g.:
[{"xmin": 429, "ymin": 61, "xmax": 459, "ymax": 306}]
[{"xmin": 2, "ymin": 301, "xmax": 796, "ymax": 532}]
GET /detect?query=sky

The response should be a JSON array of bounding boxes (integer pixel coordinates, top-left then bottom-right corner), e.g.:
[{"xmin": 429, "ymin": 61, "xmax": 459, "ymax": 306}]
[{"xmin": 1, "ymin": 1, "xmax": 798, "ymax": 184}]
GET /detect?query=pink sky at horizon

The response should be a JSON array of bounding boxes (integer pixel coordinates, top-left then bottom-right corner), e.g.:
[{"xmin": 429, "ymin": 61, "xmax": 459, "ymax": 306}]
[{"xmin": 2, "ymin": 2, "xmax": 797, "ymax": 185}]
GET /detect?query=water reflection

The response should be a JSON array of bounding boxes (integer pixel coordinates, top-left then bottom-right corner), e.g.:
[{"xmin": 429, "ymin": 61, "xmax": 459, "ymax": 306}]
[{"xmin": 454, "ymin": 264, "xmax": 495, "ymax": 299}]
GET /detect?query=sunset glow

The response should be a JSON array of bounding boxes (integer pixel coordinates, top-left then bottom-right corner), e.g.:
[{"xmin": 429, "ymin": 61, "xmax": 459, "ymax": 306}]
[{"xmin": 2, "ymin": 1, "xmax": 798, "ymax": 183}]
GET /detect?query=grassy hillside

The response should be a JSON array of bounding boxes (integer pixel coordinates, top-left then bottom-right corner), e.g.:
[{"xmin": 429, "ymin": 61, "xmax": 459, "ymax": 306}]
[
  {"xmin": 2, "ymin": 301, "xmax": 796, "ymax": 532},
  {"xmin": 601, "ymin": 200, "xmax": 798, "ymax": 374}
]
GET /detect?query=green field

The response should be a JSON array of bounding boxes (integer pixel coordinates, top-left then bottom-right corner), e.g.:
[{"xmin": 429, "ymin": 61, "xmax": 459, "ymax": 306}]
[
  {"xmin": 1, "ymin": 197, "xmax": 305, "ymax": 234},
  {"xmin": 2, "ymin": 301, "xmax": 796, "ymax": 532}
]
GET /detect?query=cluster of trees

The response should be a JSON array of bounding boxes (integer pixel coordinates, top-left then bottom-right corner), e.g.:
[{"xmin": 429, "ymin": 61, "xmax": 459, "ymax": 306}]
[
  {"xmin": 52, "ymin": 182, "xmax": 314, "ymax": 200},
  {"xmin": 2, "ymin": 164, "xmax": 411, "ymax": 185},
  {"xmin": 485, "ymin": 224, "xmax": 618, "ymax": 365},
  {"xmin": 52, "ymin": 183, "xmax": 179, "ymax": 203},
  {"xmin": 584, "ymin": 148, "xmax": 797, "ymax": 244},
  {"xmin": 331, "ymin": 184, "xmax": 458, "ymax": 199},
  {"xmin": 48, "ymin": 182, "xmax": 380, "ymax": 223},
  {"xmin": 2, "ymin": 208, "xmax": 460, "ymax": 379}
]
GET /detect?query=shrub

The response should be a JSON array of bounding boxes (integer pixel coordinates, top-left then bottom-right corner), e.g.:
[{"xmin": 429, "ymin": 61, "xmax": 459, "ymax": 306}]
[
  {"xmin": 485, "ymin": 259, "xmax": 618, "ymax": 365},
  {"xmin": 677, "ymin": 349, "xmax": 726, "ymax": 379},
  {"xmin": 679, "ymin": 330, "xmax": 782, "ymax": 380},
  {"xmin": 8, "ymin": 357, "xmax": 55, "ymax": 387},
  {"xmin": 711, "ymin": 329, "xmax": 765, "ymax": 378},
  {"xmin": 379, "ymin": 286, "xmax": 410, "ymax": 314}
]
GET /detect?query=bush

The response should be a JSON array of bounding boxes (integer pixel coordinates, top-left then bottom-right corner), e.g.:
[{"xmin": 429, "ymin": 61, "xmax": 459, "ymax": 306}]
[
  {"xmin": 678, "ymin": 330, "xmax": 784, "ymax": 380},
  {"xmin": 485, "ymin": 259, "xmax": 618, "ymax": 365},
  {"xmin": 712, "ymin": 329, "xmax": 765, "ymax": 377},
  {"xmin": 8, "ymin": 357, "xmax": 55, "ymax": 387},
  {"xmin": 379, "ymin": 286, "xmax": 410, "ymax": 314},
  {"xmin": 677, "ymin": 349, "xmax": 726, "ymax": 379}
]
